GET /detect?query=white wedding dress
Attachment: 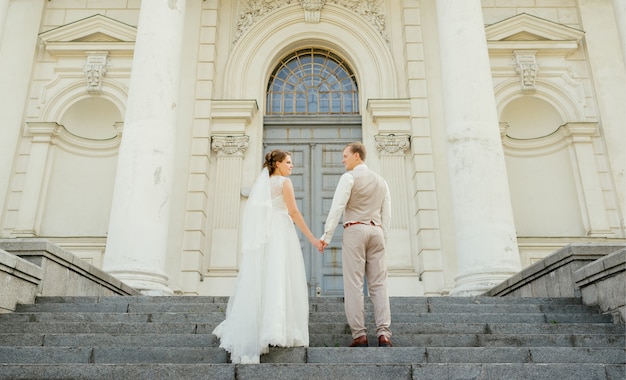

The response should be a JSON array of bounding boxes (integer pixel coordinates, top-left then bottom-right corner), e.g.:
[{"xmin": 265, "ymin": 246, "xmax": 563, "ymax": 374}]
[{"xmin": 212, "ymin": 169, "xmax": 309, "ymax": 364}]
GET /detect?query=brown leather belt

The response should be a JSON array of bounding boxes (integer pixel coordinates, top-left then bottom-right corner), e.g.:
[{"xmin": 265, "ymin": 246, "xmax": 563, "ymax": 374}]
[{"xmin": 344, "ymin": 221, "xmax": 376, "ymax": 228}]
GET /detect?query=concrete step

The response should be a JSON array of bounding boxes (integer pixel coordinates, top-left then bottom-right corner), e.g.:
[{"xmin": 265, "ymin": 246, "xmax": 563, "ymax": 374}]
[
  {"xmin": 0, "ymin": 318, "xmax": 622, "ymax": 335},
  {"xmin": 0, "ymin": 310, "xmax": 612, "ymax": 324},
  {"xmin": 30, "ymin": 295, "xmax": 585, "ymax": 305},
  {"xmin": 308, "ymin": 333, "xmax": 625, "ymax": 348},
  {"xmin": 15, "ymin": 300, "xmax": 600, "ymax": 315},
  {"xmin": 0, "ymin": 320, "xmax": 622, "ymax": 336},
  {"xmin": 1, "ymin": 296, "xmax": 623, "ymax": 379},
  {"xmin": 0, "ymin": 332, "xmax": 622, "ymax": 349},
  {"xmin": 308, "ymin": 311, "xmax": 612, "ymax": 323},
  {"xmin": 307, "ymin": 321, "xmax": 626, "ymax": 335},
  {"xmin": 0, "ymin": 363, "xmax": 623, "ymax": 380},
  {"xmin": 0, "ymin": 346, "xmax": 623, "ymax": 365}
]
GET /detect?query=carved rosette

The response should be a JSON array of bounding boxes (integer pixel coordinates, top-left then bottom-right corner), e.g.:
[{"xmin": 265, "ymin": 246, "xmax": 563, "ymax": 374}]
[
  {"xmin": 211, "ymin": 135, "xmax": 249, "ymax": 156},
  {"xmin": 374, "ymin": 134, "xmax": 410, "ymax": 154},
  {"xmin": 83, "ymin": 51, "xmax": 110, "ymax": 93},
  {"xmin": 513, "ymin": 51, "xmax": 538, "ymax": 93}
]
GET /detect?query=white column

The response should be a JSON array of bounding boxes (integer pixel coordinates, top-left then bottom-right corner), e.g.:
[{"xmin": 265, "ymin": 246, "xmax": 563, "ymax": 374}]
[
  {"xmin": 577, "ymin": 0, "xmax": 626, "ymax": 234},
  {"xmin": 436, "ymin": 0, "xmax": 521, "ymax": 295},
  {"xmin": 0, "ymin": 0, "xmax": 45, "ymax": 237},
  {"xmin": 103, "ymin": 0, "xmax": 187, "ymax": 295},
  {"xmin": 612, "ymin": 0, "xmax": 626, "ymax": 66},
  {"xmin": 0, "ymin": 0, "xmax": 9, "ymax": 48}
]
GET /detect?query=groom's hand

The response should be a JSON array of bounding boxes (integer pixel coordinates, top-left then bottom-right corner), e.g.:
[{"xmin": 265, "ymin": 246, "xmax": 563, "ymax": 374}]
[{"xmin": 319, "ymin": 240, "xmax": 328, "ymax": 253}]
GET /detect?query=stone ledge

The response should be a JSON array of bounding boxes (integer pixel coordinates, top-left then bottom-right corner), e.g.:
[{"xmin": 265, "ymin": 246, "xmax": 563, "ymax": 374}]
[
  {"xmin": 0, "ymin": 238, "xmax": 139, "ymax": 299},
  {"xmin": 484, "ymin": 243, "xmax": 626, "ymax": 298},
  {"xmin": 0, "ymin": 249, "xmax": 43, "ymax": 312},
  {"xmin": 574, "ymin": 249, "xmax": 625, "ymax": 323}
]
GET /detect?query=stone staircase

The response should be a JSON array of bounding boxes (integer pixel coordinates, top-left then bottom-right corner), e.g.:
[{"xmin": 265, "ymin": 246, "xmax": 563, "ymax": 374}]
[{"xmin": 0, "ymin": 296, "xmax": 623, "ymax": 379}]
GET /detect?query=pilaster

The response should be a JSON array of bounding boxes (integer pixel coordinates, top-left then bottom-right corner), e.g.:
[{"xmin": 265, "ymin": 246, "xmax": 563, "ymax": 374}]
[
  {"xmin": 368, "ymin": 99, "xmax": 421, "ymax": 295},
  {"xmin": 12, "ymin": 123, "xmax": 60, "ymax": 237},
  {"xmin": 206, "ymin": 100, "xmax": 257, "ymax": 283},
  {"xmin": 563, "ymin": 122, "xmax": 614, "ymax": 237}
]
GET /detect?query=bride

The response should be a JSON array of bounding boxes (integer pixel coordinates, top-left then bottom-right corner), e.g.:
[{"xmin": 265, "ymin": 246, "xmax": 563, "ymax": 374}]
[{"xmin": 212, "ymin": 149, "xmax": 324, "ymax": 364}]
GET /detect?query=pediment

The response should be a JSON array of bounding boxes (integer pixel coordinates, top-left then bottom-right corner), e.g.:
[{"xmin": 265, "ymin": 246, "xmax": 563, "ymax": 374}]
[
  {"xmin": 485, "ymin": 13, "xmax": 584, "ymax": 52},
  {"xmin": 40, "ymin": 14, "xmax": 136, "ymax": 43},
  {"xmin": 39, "ymin": 14, "xmax": 136, "ymax": 55}
]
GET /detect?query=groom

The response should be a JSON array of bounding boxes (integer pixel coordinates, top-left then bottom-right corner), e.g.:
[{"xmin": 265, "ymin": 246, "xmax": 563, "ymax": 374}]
[{"xmin": 319, "ymin": 142, "xmax": 393, "ymax": 347}]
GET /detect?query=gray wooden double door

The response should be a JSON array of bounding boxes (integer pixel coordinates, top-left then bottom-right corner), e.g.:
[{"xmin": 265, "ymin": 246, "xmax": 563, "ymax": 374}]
[{"xmin": 264, "ymin": 119, "xmax": 361, "ymax": 296}]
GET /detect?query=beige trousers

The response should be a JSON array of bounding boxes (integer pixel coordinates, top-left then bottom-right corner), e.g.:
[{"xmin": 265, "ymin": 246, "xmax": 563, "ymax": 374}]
[{"xmin": 341, "ymin": 224, "xmax": 392, "ymax": 339}]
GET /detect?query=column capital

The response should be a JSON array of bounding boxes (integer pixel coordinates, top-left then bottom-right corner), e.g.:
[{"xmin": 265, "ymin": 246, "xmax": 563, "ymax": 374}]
[
  {"xmin": 375, "ymin": 133, "xmax": 411, "ymax": 155},
  {"xmin": 211, "ymin": 135, "xmax": 249, "ymax": 157}
]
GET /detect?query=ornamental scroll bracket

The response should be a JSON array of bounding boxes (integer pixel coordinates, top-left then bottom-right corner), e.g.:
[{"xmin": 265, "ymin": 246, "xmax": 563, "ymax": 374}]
[
  {"xmin": 211, "ymin": 135, "xmax": 250, "ymax": 156},
  {"xmin": 513, "ymin": 50, "xmax": 538, "ymax": 93},
  {"xmin": 83, "ymin": 51, "xmax": 110, "ymax": 93},
  {"xmin": 374, "ymin": 134, "xmax": 411, "ymax": 155}
]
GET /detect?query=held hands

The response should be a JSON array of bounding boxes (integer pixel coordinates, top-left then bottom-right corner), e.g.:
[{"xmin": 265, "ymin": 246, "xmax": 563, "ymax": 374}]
[
  {"xmin": 319, "ymin": 240, "xmax": 328, "ymax": 254},
  {"xmin": 311, "ymin": 239, "xmax": 325, "ymax": 253},
  {"xmin": 310, "ymin": 239, "xmax": 327, "ymax": 253}
]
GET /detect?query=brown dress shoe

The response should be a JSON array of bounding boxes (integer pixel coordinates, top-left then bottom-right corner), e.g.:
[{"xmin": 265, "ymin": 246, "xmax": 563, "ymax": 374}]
[
  {"xmin": 349, "ymin": 335, "xmax": 368, "ymax": 347},
  {"xmin": 378, "ymin": 335, "xmax": 393, "ymax": 347}
]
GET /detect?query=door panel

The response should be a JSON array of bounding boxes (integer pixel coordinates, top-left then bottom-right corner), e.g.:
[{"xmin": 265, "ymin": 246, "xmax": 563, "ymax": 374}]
[
  {"xmin": 264, "ymin": 125, "xmax": 361, "ymax": 296},
  {"xmin": 315, "ymin": 144, "xmax": 347, "ymax": 296}
]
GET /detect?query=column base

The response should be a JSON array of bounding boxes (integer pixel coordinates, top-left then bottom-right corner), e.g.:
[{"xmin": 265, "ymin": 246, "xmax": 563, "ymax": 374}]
[
  {"xmin": 450, "ymin": 269, "xmax": 519, "ymax": 296},
  {"xmin": 106, "ymin": 269, "xmax": 173, "ymax": 296}
]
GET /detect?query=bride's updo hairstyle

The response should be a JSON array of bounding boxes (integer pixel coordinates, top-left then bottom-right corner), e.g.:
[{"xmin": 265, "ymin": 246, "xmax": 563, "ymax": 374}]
[{"xmin": 263, "ymin": 149, "xmax": 291, "ymax": 175}]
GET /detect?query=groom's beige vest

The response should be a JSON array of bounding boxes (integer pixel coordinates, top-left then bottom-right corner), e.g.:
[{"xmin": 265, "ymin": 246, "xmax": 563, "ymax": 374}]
[{"xmin": 344, "ymin": 167, "xmax": 387, "ymax": 226}]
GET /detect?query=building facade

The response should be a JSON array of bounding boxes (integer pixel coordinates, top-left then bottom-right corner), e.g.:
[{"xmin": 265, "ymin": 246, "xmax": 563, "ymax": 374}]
[{"xmin": 0, "ymin": 0, "xmax": 624, "ymax": 297}]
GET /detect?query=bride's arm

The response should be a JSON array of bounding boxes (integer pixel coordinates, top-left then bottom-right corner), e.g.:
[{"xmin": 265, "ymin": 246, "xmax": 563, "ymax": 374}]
[{"xmin": 282, "ymin": 178, "xmax": 322, "ymax": 248}]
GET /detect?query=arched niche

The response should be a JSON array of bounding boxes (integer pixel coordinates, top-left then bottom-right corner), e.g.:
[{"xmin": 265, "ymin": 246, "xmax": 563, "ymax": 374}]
[
  {"xmin": 499, "ymin": 94, "xmax": 585, "ymax": 237},
  {"xmin": 39, "ymin": 96, "xmax": 121, "ymax": 238},
  {"xmin": 60, "ymin": 97, "xmax": 122, "ymax": 139},
  {"xmin": 501, "ymin": 96, "xmax": 563, "ymax": 139}
]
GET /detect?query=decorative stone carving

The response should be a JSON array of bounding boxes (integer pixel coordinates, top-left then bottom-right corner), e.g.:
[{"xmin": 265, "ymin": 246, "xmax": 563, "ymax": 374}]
[
  {"xmin": 211, "ymin": 135, "xmax": 249, "ymax": 156},
  {"xmin": 336, "ymin": 0, "xmax": 387, "ymax": 41},
  {"xmin": 513, "ymin": 51, "xmax": 537, "ymax": 93},
  {"xmin": 234, "ymin": 0, "xmax": 387, "ymax": 42},
  {"xmin": 83, "ymin": 52, "xmax": 110, "ymax": 92},
  {"xmin": 302, "ymin": 0, "xmax": 325, "ymax": 23},
  {"xmin": 374, "ymin": 134, "xmax": 410, "ymax": 154}
]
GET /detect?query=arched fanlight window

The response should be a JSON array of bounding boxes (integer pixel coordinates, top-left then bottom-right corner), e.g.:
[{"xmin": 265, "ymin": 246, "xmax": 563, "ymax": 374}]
[{"xmin": 267, "ymin": 48, "xmax": 359, "ymax": 115}]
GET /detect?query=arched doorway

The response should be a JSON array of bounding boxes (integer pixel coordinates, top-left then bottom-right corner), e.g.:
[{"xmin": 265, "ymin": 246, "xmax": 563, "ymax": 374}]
[{"xmin": 263, "ymin": 48, "xmax": 361, "ymax": 296}]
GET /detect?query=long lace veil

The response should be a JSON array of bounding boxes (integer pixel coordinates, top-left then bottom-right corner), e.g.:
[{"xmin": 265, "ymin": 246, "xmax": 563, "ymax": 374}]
[{"xmin": 213, "ymin": 167, "xmax": 272, "ymax": 363}]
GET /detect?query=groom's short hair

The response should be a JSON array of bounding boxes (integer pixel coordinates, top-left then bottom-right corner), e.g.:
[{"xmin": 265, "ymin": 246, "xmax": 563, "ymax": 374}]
[{"xmin": 346, "ymin": 142, "xmax": 366, "ymax": 161}]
